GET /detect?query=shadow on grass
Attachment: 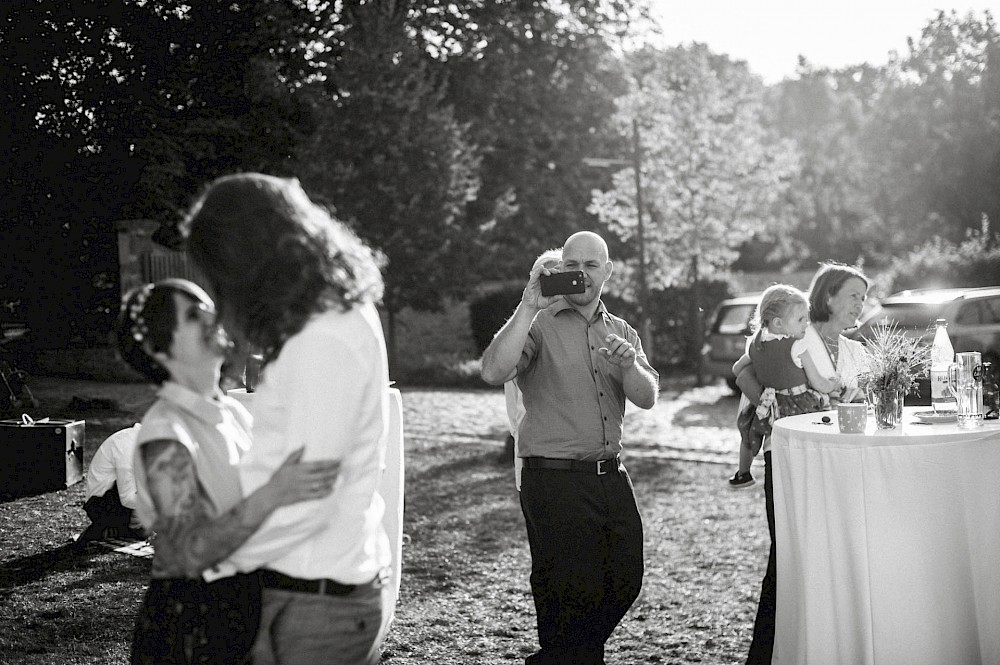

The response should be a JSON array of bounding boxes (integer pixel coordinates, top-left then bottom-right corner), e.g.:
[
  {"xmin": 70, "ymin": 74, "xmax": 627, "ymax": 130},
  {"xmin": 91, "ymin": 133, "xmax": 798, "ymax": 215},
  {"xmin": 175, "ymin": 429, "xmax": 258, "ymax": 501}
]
[{"xmin": 0, "ymin": 541, "xmax": 148, "ymax": 594}]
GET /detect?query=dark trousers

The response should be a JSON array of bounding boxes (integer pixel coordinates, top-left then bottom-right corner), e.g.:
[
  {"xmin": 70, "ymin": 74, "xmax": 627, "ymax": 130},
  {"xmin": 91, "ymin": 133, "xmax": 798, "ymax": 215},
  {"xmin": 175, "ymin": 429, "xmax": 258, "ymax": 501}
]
[
  {"xmin": 131, "ymin": 572, "xmax": 262, "ymax": 665},
  {"xmin": 83, "ymin": 482, "xmax": 132, "ymax": 529},
  {"xmin": 746, "ymin": 451, "xmax": 776, "ymax": 665},
  {"xmin": 519, "ymin": 462, "xmax": 644, "ymax": 665},
  {"xmin": 80, "ymin": 482, "xmax": 139, "ymax": 541}
]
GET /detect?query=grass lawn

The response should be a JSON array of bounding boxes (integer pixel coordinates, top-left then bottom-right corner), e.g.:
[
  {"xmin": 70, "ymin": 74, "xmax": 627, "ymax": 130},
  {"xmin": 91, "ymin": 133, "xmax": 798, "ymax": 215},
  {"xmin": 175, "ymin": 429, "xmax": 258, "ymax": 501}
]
[{"xmin": 0, "ymin": 376, "xmax": 766, "ymax": 664}]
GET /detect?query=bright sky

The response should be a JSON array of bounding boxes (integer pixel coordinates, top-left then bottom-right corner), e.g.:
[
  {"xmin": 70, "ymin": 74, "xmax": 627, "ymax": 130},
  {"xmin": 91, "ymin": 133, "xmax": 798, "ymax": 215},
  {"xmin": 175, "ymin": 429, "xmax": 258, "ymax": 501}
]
[{"xmin": 648, "ymin": 1, "xmax": 999, "ymax": 84}]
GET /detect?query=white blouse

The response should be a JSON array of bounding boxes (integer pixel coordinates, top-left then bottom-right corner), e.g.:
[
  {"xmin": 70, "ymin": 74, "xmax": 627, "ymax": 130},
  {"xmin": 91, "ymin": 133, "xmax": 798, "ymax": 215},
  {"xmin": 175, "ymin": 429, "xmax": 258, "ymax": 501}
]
[{"xmin": 800, "ymin": 325, "xmax": 867, "ymax": 403}]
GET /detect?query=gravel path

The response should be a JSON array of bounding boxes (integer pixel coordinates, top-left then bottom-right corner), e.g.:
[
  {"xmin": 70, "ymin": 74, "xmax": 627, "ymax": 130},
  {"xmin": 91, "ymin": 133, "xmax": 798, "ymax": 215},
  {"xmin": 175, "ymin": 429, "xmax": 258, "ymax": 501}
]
[{"xmin": 396, "ymin": 377, "xmax": 754, "ymax": 468}]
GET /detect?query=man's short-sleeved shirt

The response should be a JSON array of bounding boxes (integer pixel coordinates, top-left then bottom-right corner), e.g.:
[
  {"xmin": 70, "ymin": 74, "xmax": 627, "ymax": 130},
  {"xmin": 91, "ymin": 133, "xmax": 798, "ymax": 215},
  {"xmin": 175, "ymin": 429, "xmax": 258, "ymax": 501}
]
[{"xmin": 515, "ymin": 299, "xmax": 657, "ymax": 461}]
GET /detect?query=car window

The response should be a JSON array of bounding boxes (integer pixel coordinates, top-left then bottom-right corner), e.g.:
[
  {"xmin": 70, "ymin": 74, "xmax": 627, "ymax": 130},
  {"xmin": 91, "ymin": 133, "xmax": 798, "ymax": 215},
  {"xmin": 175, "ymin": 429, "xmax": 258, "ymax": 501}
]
[
  {"xmin": 956, "ymin": 302, "xmax": 982, "ymax": 325},
  {"xmin": 877, "ymin": 303, "xmax": 947, "ymax": 330},
  {"xmin": 714, "ymin": 304, "xmax": 755, "ymax": 335},
  {"xmin": 983, "ymin": 297, "xmax": 1000, "ymax": 325}
]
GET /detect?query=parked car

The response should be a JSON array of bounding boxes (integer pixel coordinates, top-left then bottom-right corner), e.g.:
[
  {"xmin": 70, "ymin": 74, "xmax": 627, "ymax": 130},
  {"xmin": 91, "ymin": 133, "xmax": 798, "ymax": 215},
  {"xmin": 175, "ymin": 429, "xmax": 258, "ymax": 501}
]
[
  {"xmin": 702, "ymin": 294, "xmax": 759, "ymax": 393},
  {"xmin": 849, "ymin": 286, "xmax": 1000, "ymax": 403}
]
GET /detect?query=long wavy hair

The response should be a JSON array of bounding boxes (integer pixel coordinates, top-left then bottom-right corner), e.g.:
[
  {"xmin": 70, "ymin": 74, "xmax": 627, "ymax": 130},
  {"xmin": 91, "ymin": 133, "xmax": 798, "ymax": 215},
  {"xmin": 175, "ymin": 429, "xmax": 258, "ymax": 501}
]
[{"xmin": 180, "ymin": 173, "xmax": 385, "ymax": 365}]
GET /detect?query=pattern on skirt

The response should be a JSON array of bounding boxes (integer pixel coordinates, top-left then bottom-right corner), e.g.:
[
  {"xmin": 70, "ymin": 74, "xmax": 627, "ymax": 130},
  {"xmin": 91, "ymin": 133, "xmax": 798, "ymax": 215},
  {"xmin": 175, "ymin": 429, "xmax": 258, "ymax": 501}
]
[{"xmin": 131, "ymin": 572, "xmax": 261, "ymax": 665}]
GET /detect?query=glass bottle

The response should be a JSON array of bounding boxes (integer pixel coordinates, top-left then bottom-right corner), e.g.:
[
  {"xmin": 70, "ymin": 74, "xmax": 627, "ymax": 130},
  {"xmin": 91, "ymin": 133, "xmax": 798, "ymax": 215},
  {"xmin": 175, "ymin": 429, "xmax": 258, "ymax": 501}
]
[
  {"xmin": 930, "ymin": 319, "xmax": 956, "ymax": 413},
  {"xmin": 245, "ymin": 351, "xmax": 264, "ymax": 393},
  {"xmin": 983, "ymin": 361, "xmax": 999, "ymax": 420}
]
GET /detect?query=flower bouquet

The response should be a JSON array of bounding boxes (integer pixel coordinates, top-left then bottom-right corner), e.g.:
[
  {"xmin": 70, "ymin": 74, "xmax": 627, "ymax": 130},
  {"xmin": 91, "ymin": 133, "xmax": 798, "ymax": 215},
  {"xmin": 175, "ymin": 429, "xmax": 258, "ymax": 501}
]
[{"xmin": 857, "ymin": 323, "xmax": 930, "ymax": 428}]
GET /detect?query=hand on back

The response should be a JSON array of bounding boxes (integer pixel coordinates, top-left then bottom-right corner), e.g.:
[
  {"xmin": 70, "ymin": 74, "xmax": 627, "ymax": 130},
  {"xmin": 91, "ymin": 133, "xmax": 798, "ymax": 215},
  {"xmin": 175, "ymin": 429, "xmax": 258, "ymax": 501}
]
[{"xmin": 268, "ymin": 448, "xmax": 341, "ymax": 507}]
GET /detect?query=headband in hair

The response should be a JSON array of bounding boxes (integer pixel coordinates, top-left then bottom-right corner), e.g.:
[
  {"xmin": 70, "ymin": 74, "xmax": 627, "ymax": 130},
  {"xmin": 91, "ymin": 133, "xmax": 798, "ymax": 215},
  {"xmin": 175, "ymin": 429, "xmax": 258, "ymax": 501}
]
[{"xmin": 128, "ymin": 284, "xmax": 155, "ymax": 344}]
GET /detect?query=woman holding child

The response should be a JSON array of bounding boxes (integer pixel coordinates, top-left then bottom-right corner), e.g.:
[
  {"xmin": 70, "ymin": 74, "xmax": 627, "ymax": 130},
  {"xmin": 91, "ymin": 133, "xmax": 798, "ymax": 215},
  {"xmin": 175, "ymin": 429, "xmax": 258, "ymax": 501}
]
[{"xmin": 738, "ymin": 262, "xmax": 869, "ymax": 665}]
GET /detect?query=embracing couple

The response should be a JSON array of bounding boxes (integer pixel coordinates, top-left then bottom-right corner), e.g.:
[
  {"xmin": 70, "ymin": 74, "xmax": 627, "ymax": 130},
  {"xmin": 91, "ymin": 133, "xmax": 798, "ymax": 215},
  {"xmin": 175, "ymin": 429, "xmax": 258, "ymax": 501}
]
[{"xmin": 119, "ymin": 174, "xmax": 393, "ymax": 665}]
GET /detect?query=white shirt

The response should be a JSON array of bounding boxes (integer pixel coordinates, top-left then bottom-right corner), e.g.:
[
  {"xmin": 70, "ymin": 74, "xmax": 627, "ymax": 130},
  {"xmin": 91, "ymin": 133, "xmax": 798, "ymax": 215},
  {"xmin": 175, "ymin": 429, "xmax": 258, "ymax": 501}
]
[
  {"xmin": 134, "ymin": 382, "xmax": 253, "ymax": 535},
  {"xmin": 85, "ymin": 423, "xmax": 141, "ymax": 507},
  {"xmin": 800, "ymin": 325, "xmax": 866, "ymax": 403},
  {"xmin": 503, "ymin": 379, "xmax": 526, "ymax": 491},
  {"xmin": 225, "ymin": 303, "xmax": 392, "ymax": 584}
]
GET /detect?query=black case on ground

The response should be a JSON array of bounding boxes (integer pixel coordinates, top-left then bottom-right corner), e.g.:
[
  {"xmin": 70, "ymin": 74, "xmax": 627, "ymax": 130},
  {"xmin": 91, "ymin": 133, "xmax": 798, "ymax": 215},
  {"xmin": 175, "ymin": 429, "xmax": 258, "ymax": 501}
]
[{"xmin": 0, "ymin": 418, "xmax": 84, "ymax": 499}]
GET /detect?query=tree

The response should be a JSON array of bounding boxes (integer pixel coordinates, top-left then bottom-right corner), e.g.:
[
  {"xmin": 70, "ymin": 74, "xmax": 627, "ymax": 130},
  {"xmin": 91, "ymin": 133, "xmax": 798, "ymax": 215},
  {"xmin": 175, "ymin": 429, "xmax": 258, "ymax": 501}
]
[
  {"xmin": 863, "ymin": 10, "xmax": 1000, "ymax": 257},
  {"xmin": 761, "ymin": 65, "xmax": 885, "ymax": 268},
  {"xmin": 590, "ymin": 44, "xmax": 797, "ymax": 380},
  {"xmin": 2, "ymin": 1, "xmax": 338, "ymax": 345},
  {"xmin": 295, "ymin": 1, "xmax": 482, "ymax": 369},
  {"xmin": 426, "ymin": 0, "xmax": 645, "ymax": 280}
]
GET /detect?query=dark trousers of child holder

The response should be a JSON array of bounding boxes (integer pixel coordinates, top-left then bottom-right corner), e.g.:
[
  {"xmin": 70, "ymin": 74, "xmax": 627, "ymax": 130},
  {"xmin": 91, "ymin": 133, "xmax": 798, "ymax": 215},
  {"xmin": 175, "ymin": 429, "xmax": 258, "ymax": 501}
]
[{"xmin": 745, "ymin": 451, "xmax": 776, "ymax": 665}]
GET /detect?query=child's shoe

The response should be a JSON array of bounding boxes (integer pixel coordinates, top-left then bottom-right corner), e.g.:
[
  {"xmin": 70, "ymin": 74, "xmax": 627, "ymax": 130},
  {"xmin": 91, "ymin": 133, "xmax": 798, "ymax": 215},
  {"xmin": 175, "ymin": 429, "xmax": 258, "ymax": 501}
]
[{"xmin": 728, "ymin": 470, "xmax": 755, "ymax": 489}]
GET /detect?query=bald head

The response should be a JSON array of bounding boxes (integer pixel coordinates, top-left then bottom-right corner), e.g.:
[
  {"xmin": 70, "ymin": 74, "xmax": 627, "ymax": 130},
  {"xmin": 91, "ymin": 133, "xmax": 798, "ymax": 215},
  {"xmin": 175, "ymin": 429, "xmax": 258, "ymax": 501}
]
[
  {"xmin": 563, "ymin": 231, "xmax": 609, "ymax": 263},
  {"xmin": 560, "ymin": 231, "xmax": 612, "ymax": 309}
]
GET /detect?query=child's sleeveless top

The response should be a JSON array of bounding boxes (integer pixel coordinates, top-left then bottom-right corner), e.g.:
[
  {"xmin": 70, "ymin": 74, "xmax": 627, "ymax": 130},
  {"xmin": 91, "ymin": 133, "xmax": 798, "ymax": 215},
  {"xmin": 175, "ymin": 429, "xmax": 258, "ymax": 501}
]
[{"xmin": 748, "ymin": 333, "xmax": 807, "ymax": 390}]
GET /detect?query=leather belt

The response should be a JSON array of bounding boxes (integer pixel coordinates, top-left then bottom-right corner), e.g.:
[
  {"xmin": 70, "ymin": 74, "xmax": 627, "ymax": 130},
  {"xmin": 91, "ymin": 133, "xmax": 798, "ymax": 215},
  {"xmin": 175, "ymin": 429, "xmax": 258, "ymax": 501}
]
[
  {"xmin": 522, "ymin": 455, "xmax": 621, "ymax": 476},
  {"xmin": 260, "ymin": 569, "xmax": 368, "ymax": 597}
]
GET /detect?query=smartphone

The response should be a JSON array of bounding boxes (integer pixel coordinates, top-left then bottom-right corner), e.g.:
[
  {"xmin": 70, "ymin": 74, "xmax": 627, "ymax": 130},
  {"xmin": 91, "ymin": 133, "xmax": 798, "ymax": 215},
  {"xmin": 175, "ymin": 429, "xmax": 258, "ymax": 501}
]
[{"xmin": 539, "ymin": 270, "xmax": 586, "ymax": 297}]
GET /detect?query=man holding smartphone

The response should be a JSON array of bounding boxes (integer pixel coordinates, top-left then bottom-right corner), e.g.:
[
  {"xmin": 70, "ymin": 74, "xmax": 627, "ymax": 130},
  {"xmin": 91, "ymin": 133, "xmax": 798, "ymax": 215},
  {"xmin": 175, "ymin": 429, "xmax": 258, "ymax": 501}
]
[{"xmin": 481, "ymin": 231, "xmax": 659, "ymax": 665}]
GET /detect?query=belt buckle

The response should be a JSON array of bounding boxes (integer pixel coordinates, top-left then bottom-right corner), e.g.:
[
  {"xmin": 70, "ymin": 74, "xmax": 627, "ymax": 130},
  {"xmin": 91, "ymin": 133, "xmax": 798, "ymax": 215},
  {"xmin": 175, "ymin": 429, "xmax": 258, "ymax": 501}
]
[{"xmin": 597, "ymin": 459, "xmax": 607, "ymax": 476}]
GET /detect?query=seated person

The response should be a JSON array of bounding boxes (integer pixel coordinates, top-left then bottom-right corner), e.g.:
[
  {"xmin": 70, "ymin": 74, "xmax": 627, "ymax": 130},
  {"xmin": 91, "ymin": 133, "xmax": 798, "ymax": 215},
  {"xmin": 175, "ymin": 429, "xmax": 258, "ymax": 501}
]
[{"xmin": 79, "ymin": 424, "xmax": 146, "ymax": 541}]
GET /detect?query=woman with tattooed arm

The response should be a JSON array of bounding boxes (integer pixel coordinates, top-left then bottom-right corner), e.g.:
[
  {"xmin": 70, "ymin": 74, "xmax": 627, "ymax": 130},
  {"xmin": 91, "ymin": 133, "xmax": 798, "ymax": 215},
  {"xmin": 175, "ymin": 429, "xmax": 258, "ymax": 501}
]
[{"xmin": 115, "ymin": 278, "xmax": 341, "ymax": 665}]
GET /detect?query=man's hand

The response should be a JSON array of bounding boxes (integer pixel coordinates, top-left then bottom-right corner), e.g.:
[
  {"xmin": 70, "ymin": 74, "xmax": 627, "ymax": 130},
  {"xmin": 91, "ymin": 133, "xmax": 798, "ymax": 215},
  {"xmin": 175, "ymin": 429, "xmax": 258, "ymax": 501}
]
[
  {"xmin": 521, "ymin": 264, "xmax": 564, "ymax": 310},
  {"xmin": 598, "ymin": 334, "xmax": 637, "ymax": 368}
]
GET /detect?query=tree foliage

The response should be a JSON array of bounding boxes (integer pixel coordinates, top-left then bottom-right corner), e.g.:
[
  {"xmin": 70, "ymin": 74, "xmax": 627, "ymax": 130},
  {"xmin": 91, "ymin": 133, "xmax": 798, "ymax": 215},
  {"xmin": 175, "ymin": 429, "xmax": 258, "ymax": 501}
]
[
  {"xmin": 4, "ymin": 2, "xmax": 1000, "ymax": 363},
  {"xmin": 865, "ymin": 10, "xmax": 1000, "ymax": 249},
  {"xmin": 589, "ymin": 44, "xmax": 798, "ymax": 290},
  {"xmin": 430, "ymin": 1, "xmax": 643, "ymax": 279},
  {"xmin": 874, "ymin": 216, "xmax": 1000, "ymax": 297},
  {"xmin": 754, "ymin": 9, "xmax": 1000, "ymax": 270},
  {"xmin": 2, "ymin": 0, "xmax": 336, "ymax": 345},
  {"xmin": 294, "ymin": 1, "xmax": 482, "ymax": 364}
]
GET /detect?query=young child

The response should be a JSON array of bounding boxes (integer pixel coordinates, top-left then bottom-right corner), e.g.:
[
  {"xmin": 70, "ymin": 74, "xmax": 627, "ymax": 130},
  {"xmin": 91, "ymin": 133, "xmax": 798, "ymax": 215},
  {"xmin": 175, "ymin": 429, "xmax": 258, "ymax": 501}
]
[{"xmin": 728, "ymin": 285, "xmax": 841, "ymax": 488}]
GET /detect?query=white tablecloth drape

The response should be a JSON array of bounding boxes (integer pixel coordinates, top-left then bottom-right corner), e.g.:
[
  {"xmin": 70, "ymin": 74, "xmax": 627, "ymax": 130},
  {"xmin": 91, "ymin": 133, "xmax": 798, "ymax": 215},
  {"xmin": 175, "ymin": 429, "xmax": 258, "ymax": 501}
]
[{"xmin": 771, "ymin": 409, "xmax": 1000, "ymax": 665}]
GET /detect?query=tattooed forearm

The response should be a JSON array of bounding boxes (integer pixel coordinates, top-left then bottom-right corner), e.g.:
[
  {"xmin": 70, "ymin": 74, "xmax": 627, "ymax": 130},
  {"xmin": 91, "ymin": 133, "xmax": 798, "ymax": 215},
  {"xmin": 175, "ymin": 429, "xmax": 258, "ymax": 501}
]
[{"xmin": 142, "ymin": 439, "xmax": 272, "ymax": 579}]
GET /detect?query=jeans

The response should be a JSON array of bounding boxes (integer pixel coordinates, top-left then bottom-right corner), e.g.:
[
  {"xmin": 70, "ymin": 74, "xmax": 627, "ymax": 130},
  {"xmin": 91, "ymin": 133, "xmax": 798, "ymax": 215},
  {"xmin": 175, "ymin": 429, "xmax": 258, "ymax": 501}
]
[
  {"xmin": 519, "ymin": 462, "xmax": 644, "ymax": 665},
  {"xmin": 251, "ymin": 575, "xmax": 389, "ymax": 665}
]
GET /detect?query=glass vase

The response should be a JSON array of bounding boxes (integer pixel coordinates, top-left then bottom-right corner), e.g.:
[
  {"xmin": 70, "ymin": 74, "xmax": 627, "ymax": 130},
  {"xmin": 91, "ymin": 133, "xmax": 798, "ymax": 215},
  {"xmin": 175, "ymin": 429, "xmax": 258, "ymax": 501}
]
[{"xmin": 871, "ymin": 388, "xmax": 904, "ymax": 429}]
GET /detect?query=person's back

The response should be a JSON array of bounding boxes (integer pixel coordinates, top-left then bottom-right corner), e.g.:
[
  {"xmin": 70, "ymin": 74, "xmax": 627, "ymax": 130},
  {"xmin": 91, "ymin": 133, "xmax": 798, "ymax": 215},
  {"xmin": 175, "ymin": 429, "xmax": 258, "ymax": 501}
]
[
  {"xmin": 234, "ymin": 303, "xmax": 391, "ymax": 582},
  {"xmin": 80, "ymin": 424, "xmax": 143, "ymax": 541}
]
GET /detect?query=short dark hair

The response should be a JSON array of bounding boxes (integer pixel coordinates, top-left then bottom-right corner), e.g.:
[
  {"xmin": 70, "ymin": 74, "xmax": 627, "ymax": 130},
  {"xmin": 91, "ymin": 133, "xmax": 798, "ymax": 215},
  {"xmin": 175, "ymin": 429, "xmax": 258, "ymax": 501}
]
[
  {"xmin": 115, "ymin": 279, "xmax": 213, "ymax": 384},
  {"xmin": 808, "ymin": 262, "xmax": 869, "ymax": 323},
  {"xmin": 180, "ymin": 173, "xmax": 385, "ymax": 365}
]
